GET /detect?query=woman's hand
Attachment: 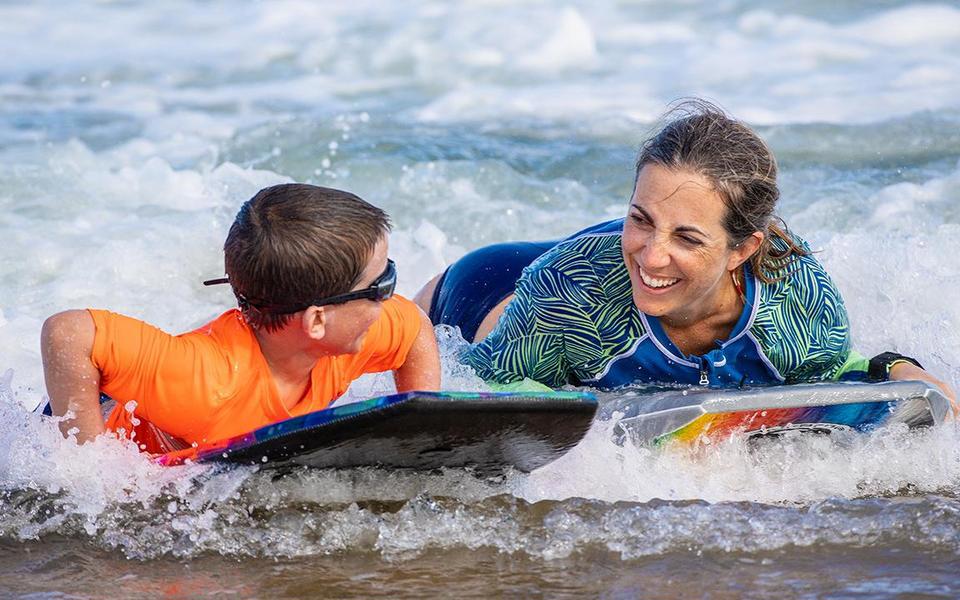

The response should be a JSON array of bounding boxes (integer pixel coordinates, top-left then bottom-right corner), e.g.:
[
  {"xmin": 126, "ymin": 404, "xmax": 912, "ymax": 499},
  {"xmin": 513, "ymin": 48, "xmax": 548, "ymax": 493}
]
[{"xmin": 888, "ymin": 361, "xmax": 958, "ymax": 421}]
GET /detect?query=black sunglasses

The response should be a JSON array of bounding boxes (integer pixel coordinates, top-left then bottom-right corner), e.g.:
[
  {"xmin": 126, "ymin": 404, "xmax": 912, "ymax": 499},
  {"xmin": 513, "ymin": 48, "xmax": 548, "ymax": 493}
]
[{"xmin": 203, "ymin": 259, "xmax": 397, "ymax": 314}]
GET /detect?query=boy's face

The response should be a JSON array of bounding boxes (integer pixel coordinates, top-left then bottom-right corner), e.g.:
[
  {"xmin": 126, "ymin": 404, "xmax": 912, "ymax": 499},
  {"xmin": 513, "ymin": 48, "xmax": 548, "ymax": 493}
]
[{"xmin": 315, "ymin": 236, "xmax": 390, "ymax": 355}]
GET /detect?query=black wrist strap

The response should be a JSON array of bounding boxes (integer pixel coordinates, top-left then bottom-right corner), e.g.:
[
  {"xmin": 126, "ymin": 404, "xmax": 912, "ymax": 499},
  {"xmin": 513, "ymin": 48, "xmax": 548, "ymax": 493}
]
[{"xmin": 868, "ymin": 352, "xmax": 924, "ymax": 381}]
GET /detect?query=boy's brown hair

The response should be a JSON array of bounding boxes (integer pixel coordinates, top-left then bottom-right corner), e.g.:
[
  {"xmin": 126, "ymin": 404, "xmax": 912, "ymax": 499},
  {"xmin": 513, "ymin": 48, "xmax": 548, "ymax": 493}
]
[{"xmin": 223, "ymin": 183, "xmax": 391, "ymax": 331}]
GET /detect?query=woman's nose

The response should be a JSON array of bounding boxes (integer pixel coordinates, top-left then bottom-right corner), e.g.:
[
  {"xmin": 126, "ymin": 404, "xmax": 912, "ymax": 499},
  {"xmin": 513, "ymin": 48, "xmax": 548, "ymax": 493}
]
[{"xmin": 639, "ymin": 237, "xmax": 671, "ymax": 270}]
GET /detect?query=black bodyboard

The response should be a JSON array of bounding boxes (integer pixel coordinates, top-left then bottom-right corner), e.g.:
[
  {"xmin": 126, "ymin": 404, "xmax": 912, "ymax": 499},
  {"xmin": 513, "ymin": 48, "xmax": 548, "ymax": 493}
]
[{"xmin": 180, "ymin": 391, "xmax": 598, "ymax": 473}]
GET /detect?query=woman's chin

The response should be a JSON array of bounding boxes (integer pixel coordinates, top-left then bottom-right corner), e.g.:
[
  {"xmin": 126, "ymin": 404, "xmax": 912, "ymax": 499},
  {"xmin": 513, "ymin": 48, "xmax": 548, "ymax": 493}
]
[
  {"xmin": 631, "ymin": 280, "xmax": 683, "ymax": 316},
  {"xmin": 631, "ymin": 293, "xmax": 671, "ymax": 317}
]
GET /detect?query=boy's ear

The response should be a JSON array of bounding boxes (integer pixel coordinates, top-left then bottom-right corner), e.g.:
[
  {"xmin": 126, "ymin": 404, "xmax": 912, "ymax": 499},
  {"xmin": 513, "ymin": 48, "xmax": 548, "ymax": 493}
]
[{"xmin": 302, "ymin": 306, "xmax": 327, "ymax": 340}]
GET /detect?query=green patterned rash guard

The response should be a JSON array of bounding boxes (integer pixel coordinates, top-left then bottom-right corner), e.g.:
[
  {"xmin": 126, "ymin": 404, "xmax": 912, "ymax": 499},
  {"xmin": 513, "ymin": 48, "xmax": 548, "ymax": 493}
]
[{"xmin": 463, "ymin": 218, "xmax": 868, "ymax": 389}]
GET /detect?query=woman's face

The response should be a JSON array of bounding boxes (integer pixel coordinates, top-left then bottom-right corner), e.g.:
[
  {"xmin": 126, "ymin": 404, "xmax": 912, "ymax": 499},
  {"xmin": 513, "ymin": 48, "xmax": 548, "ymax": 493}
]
[{"xmin": 621, "ymin": 164, "xmax": 753, "ymax": 323}]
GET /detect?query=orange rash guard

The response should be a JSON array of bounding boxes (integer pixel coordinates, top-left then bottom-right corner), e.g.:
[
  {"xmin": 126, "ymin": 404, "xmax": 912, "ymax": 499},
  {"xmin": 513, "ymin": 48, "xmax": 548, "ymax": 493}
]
[{"xmin": 89, "ymin": 295, "xmax": 422, "ymax": 454}]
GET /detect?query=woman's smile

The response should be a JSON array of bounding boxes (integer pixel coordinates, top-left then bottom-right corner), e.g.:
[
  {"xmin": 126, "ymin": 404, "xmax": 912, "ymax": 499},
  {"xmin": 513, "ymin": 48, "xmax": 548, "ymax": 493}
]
[{"xmin": 635, "ymin": 263, "xmax": 681, "ymax": 292}]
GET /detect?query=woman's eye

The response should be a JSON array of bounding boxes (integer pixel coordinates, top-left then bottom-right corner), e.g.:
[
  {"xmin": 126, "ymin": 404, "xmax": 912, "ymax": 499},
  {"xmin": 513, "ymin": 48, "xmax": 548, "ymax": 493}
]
[
  {"xmin": 679, "ymin": 235, "xmax": 703, "ymax": 246},
  {"xmin": 630, "ymin": 214, "xmax": 650, "ymax": 227}
]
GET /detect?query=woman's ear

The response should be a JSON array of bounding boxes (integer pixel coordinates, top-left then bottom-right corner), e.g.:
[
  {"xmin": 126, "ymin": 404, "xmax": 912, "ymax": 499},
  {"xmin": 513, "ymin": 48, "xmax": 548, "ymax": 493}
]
[
  {"xmin": 728, "ymin": 231, "xmax": 764, "ymax": 271},
  {"xmin": 302, "ymin": 306, "xmax": 327, "ymax": 340}
]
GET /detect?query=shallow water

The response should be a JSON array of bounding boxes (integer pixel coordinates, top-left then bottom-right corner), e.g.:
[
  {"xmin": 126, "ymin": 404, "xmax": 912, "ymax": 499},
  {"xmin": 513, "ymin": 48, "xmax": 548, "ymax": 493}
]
[{"xmin": 2, "ymin": 1, "xmax": 960, "ymax": 598}]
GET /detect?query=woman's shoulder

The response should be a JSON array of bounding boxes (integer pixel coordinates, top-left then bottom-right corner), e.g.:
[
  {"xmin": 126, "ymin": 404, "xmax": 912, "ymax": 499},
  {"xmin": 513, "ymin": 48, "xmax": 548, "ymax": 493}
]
[
  {"xmin": 529, "ymin": 218, "xmax": 625, "ymax": 279},
  {"xmin": 751, "ymin": 231, "xmax": 850, "ymax": 353},
  {"xmin": 750, "ymin": 232, "xmax": 852, "ymax": 381},
  {"xmin": 757, "ymin": 232, "xmax": 841, "ymax": 305}
]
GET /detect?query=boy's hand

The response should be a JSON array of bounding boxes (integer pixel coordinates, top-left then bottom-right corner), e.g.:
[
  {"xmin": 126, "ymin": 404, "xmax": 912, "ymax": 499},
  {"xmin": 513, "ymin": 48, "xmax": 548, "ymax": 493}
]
[
  {"xmin": 393, "ymin": 307, "xmax": 441, "ymax": 392},
  {"xmin": 41, "ymin": 310, "xmax": 106, "ymax": 442}
]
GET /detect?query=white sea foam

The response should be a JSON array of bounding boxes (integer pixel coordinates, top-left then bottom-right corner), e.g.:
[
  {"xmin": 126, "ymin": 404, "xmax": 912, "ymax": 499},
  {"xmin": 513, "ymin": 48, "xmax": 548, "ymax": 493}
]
[
  {"xmin": 805, "ymin": 165, "xmax": 960, "ymax": 397},
  {"xmin": 516, "ymin": 8, "xmax": 597, "ymax": 73},
  {"xmin": 517, "ymin": 415, "xmax": 960, "ymax": 505},
  {"xmin": 843, "ymin": 4, "xmax": 960, "ymax": 46},
  {"xmin": 1, "ymin": 2, "xmax": 957, "ymax": 131}
]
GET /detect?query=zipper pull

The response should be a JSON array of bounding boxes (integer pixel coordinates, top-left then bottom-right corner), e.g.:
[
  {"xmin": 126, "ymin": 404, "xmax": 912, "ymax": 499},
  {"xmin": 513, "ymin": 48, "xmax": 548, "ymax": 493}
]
[{"xmin": 699, "ymin": 365, "xmax": 709, "ymax": 386}]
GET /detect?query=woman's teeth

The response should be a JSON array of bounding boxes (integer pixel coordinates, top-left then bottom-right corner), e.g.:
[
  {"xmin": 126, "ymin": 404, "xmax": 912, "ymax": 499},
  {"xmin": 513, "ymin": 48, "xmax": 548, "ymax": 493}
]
[{"xmin": 639, "ymin": 268, "xmax": 679, "ymax": 289}]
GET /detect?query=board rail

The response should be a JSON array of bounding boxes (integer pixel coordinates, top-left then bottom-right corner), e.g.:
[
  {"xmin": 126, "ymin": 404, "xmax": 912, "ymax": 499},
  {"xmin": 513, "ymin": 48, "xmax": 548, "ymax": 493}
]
[{"xmin": 610, "ymin": 380, "xmax": 950, "ymax": 447}]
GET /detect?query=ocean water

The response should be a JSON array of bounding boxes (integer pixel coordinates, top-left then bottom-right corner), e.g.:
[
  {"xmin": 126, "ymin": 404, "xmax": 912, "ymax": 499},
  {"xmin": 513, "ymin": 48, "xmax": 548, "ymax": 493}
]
[{"xmin": 1, "ymin": 1, "xmax": 960, "ymax": 598}]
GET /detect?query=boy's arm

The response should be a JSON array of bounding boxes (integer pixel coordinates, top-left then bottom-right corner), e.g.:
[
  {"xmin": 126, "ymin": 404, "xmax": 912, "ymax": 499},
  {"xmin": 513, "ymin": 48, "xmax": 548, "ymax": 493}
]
[
  {"xmin": 393, "ymin": 307, "xmax": 440, "ymax": 391},
  {"xmin": 41, "ymin": 310, "xmax": 106, "ymax": 442}
]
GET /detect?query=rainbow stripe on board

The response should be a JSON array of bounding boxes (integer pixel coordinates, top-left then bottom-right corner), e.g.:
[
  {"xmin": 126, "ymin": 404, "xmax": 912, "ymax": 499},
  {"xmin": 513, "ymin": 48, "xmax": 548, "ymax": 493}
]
[{"xmin": 656, "ymin": 400, "xmax": 897, "ymax": 446}]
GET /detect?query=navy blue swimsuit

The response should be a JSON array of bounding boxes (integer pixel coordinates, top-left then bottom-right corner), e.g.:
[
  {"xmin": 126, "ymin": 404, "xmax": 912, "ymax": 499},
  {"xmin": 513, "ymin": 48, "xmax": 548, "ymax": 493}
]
[{"xmin": 428, "ymin": 240, "xmax": 556, "ymax": 342}]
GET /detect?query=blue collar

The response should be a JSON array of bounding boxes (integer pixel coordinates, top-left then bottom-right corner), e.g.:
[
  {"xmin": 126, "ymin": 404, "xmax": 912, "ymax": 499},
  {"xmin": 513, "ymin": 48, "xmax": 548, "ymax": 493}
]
[{"xmin": 639, "ymin": 261, "xmax": 758, "ymax": 364}]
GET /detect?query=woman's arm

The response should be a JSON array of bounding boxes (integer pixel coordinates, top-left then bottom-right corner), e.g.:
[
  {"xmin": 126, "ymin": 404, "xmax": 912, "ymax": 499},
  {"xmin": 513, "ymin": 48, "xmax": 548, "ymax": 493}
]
[
  {"xmin": 765, "ymin": 249, "xmax": 864, "ymax": 383},
  {"xmin": 462, "ymin": 266, "xmax": 574, "ymax": 388},
  {"xmin": 771, "ymin": 254, "xmax": 958, "ymax": 418},
  {"xmin": 888, "ymin": 361, "xmax": 958, "ymax": 419}
]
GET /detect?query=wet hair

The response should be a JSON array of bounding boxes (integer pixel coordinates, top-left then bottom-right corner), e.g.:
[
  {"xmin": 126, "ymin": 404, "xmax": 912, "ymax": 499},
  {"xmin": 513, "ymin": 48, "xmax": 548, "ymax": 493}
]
[
  {"xmin": 634, "ymin": 99, "xmax": 807, "ymax": 282},
  {"xmin": 224, "ymin": 183, "xmax": 391, "ymax": 331}
]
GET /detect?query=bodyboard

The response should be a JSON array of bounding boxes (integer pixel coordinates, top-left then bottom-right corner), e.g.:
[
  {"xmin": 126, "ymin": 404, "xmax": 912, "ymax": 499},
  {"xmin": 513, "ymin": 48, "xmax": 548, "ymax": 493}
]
[
  {"xmin": 608, "ymin": 381, "xmax": 950, "ymax": 448},
  {"xmin": 160, "ymin": 391, "xmax": 598, "ymax": 472}
]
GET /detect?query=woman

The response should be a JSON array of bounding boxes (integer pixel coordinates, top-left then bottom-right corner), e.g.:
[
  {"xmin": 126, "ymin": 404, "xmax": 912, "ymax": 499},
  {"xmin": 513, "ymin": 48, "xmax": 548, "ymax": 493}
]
[{"xmin": 416, "ymin": 101, "xmax": 956, "ymax": 406}]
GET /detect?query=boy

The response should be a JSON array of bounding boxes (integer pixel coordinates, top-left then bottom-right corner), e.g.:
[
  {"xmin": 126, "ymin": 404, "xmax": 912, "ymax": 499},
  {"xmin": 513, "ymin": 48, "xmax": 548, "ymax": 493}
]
[{"xmin": 41, "ymin": 183, "xmax": 440, "ymax": 454}]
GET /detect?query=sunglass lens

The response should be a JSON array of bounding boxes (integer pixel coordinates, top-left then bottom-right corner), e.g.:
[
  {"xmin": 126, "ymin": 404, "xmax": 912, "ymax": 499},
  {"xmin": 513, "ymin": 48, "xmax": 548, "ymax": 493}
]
[{"xmin": 377, "ymin": 260, "xmax": 397, "ymax": 301}]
